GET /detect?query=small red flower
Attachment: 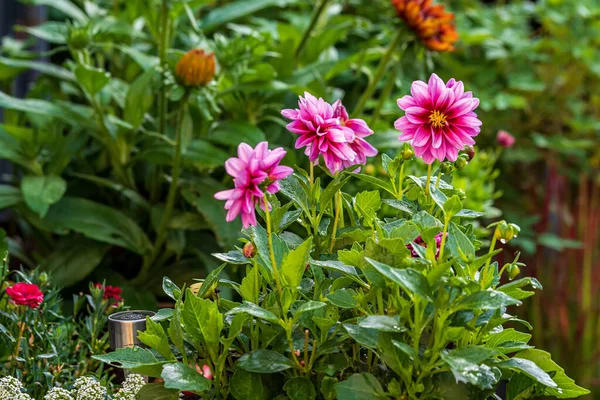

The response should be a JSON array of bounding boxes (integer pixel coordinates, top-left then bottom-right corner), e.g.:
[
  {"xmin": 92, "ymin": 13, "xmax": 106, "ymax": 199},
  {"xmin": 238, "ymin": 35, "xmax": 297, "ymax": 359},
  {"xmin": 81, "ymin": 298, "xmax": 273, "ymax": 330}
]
[
  {"xmin": 94, "ymin": 283, "xmax": 123, "ymax": 302},
  {"xmin": 6, "ymin": 283, "xmax": 44, "ymax": 309}
]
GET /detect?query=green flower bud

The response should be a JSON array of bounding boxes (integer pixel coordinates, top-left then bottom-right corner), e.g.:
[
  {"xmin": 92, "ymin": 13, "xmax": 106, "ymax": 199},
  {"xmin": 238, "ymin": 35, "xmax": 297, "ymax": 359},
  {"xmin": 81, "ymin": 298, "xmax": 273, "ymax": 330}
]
[
  {"xmin": 39, "ymin": 272, "xmax": 48, "ymax": 284},
  {"xmin": 507, "ymin": 264, "xmax": 521, "ymax": 280},
  {"xmin": 457, "ymin": 188, "xmax": 466, "ymax": 200},
  {"xmin": 243, "ymin": 242, "xmax": 257, "ymax": 258},
  {"xmin": 454, "ymin": 154, "xmax": 469, "ymax": 170},
  {"xmin": 440, "ymin": 161, "xmax": 453, "ymax": 174},
  {"xmin": 495, "ymin": 220, "xmax": 516, "ymax": 243},
  {"xmin": 67, "ymin": 24, "xmax": 90, "ymax": 50},
  {"xmin": 401, "ymin": 143, "xmax": 414, "ymax": 160}
]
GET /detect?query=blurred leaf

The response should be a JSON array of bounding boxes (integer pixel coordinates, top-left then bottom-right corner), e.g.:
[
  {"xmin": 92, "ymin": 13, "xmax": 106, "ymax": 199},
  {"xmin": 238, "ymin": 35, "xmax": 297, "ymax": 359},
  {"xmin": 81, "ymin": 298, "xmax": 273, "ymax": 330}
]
[
  {"xmin": 200, "ymin": 0, "xmax": 298, "ymax": 32},
  {"xmin": 237, "ymin": 349, "xmax": 295, "ymax": 373},
  {"xmin": 42, "ymin": 197, "xmax": 152, "ymax": 254},
  {"xmin": 207, "ymin": 121, "xmax": 266, "ymax": 147},
  {"xmin": 162, "ymin": 363, "xmax": 212, "ymax": 393},
  {"xmin": 335, "ymin": 373, "xmax": 385, "ymax": 400},
  {"xmin": 0, "ymin": 185, "xmax": 22, "ymax": 210},
  {"xmin": 75, "ymin": 64, "xmax": 111, "ymax": 95},
  {"xmin": 21, "ymin": 175, "xmax": 67, "ymax": 217}
]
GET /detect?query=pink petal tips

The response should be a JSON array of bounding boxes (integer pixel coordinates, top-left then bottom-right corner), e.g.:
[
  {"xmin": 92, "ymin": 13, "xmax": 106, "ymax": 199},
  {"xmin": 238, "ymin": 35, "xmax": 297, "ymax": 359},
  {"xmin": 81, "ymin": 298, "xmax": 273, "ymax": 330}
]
[
  {"xmin": 214, "ymin": 142, "xmax": 293, "ymax": 228},
  {"xmin": 282, "ymin": 93, "xmax": 377, "ymax": 174},
  {"xmin": 394, "ymin": 73, "xmax": 481, "ymax": 164}
]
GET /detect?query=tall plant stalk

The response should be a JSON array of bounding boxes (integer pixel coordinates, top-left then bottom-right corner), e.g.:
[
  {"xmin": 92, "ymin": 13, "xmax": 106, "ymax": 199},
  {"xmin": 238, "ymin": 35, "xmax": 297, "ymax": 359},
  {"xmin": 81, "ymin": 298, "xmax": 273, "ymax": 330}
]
[
  {"xmin": 353, "ymin": 29, "xmax": 404, "ymax": 115},
  {"xmin": 295, "ymin": 0, "xmax": 332, "ymax": 61}
]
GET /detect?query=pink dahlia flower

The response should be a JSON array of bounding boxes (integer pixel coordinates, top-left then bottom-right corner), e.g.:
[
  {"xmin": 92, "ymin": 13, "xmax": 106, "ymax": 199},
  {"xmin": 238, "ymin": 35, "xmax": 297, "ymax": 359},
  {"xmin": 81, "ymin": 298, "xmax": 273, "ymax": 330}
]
[
  {"xmin": 214, "ymin": 142, "xmax": 293, "ymax": 228},
  {"xmin": 496, "ymin": 130, "xmax": 515, "ymax": 148},
  {"xmin": 395, "ymin": 73, "xmax": 481, "ymax": 164},
  {"xmin": 332, "ymin": 100, "xmax": 378, "ymax": 170},
  {"xmin": 282, "ymin": 92, "xmax": 357, "ymax": 174},
  {"xmin": 407, "ymin": 232, "xmax": 446, "ymax": 258}
]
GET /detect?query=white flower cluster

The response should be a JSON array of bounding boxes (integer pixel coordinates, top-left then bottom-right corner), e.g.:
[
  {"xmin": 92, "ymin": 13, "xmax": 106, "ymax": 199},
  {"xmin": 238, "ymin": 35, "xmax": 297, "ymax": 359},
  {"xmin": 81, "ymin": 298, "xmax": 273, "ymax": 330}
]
[
  {"xmin": 72, "ymin": 377, "xmax": 107, "ymax": 400},
  {"xmin": 113, "ymin": 374, "xmax": 145, "ymax": 400},
  {"xmin": 44, "ymin": 387, "xmax": 74, "ymax": 400},
  {"xmin": 0, "ymin": 376, "xmax": 32, "ymax": 399}
]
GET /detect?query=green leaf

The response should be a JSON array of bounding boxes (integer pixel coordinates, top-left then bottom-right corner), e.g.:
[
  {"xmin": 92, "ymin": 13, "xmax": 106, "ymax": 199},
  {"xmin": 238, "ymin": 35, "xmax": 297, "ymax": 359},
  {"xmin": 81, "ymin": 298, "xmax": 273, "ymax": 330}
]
[
  {"xmin": 486, "ymin": 328, "xmax": 532, "ymax": 348},
  {"xmin": 358, "ymin": 315, "xmax": 405, "ymax": 332},
  {"xmin": 350, "ymin": 173, "xmax": 395, "ymax": 196},
  {"xmin": 382, "ymin": 199, "xmax": 418, "ymax": 215},
  {"xmin": 335, "ymin": 373, "xmax": 385, "ymax": 400},
  {"xmin": 42, "ymin": 236, "xmax": 108, "ymax": 287},
  {"xmin": 162, "ymin": 277, "xmax": 181, "ymax": 301},
  {"xmin": 282, "ymin": 237, "xmax": 312, "ymax": 288},
  {"xmin": 447, "ymin": 222, "xmax": 475, "ymax": 260},
  {"xmin": 207, "ymin": 121, "xmax": 266, "ymax": 147},
  {"xmin": 92, "ymin": 347, "xmax": 167, "ymax": 377},
  {"xmin": 343, "ymin": 324, "xmax": 379, "ymax": 348},
  {"xmin": 497, "ymin": 277, "xmax": 542, "ymax": 300},
  {"xmin": 227, "ymin": 301, "xmax": 281, "ymax": 325},
  {"xmin": 249, "ymin": 224, "xmax": 288, "ymax": 274},
  {"xmin": 212, "ymin": 250, "xmax": 250, "ymax": 265},
  {"xmin": 42, "ymin": 197, "xmax": 152, "ymax": 254},
  {"xmin": 321, "ymin": 175, "xmax": 350, "ymax": 209},
  {"xmin": 512, "ymin": 349, "xmax": 590, "ymax": 398},
  {"xmin": 440, "ymin": 347, "xmax": 502, "ymax": 390},
  {"xmin": 327, "ymin": 290, "xmax": 357, "ymax": 309},
  {"xmin": 135, "ymin": 383, "xmax": 179, "ymax": 400},
  {"xmin": 280, "ymin": 174, "xmax": 310, "ymax": 216},
  {"xmin": 295, "ymin": 301, "xmax": 327, "ymax": 317},
  {"xmin": 310, "ymin": 260, "xmax": 368, "ymax": 288},
  {"xmin": 23, "ymin": 0, "xmax": 87, "ymax": 22},
  {"xmin": 365, "ymin": 258, "xmax": 433, "ymax": 301},
  {"xmin": 151, "ymin": 308, "xmax": 174, "ymax": 322},
  {"xmin": 138, "ymin": 318, "xmax": 176, "ymax": 361},
  {"xmin": 124, "ymin": 67, "xmax": 159, "ymax": 128},
  {"xmin": 196, "ymin": 264, "xmax": 226, "ymax": 298},
  {"xmin": 237, "ymin": 349, "xmax": 295, "ymax": 373},
  {"xmin": 354, "ymin": 190, "xmax": 381, "ymax": 225},
  {"xmin": 200, "ymin": 0, "xmax": 297, "ymax": 32},
  {"xmin": 0, "ymin": 185, "xmax": 22, "ymax": 210},
  {"xmin": 497, "ymin": 358, "xmax": 557, "ymax": 389},
  {"xmin": 0, "ymin": 56, "xmax": 75, "ymax": 81},
  {"xmin": 443, "ymin": 195, "xmax": 463, "ymax": 219},
  {"xmin": 454, "ymin": 290, "xmax": 521, "ymax": 312},
  {"xmin": 21, "ymin": 175, "xmax": 67, "ymax": 217},
  {"xmin": 162, "ymin": 363, "xmax": 212, "ymax": 394},
  {"xmin": 284, "ymin": 377, "xmax": 317, "ymax": 400},
  {"xmin": 75, "ymin": 64, "xmax": 110, "ymax": 95},
  {"xmin": 17, "ymin": 22, "xmax": 68, "ymax": 44},
  {"xmin": 181, "ymin": 289, "xmax": 223, "ymax": 354},
  {"xmin": 182, "ymin": 180, "xmax": 241, "ymax": 249},
  {"xmin": 455, "ymin": 209, "xmax": 486, "ymax": 219},
  {"xmin": 230, "ymin": 369, "xmax": 268, "ymax": 400}
]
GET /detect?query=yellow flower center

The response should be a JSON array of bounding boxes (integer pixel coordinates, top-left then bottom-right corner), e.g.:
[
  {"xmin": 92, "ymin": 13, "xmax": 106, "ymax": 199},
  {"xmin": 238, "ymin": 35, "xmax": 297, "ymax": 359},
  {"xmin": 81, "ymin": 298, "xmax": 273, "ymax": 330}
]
[{"xmin": 429, "ymin": 110, "xmax": 447, "ymax": 129}]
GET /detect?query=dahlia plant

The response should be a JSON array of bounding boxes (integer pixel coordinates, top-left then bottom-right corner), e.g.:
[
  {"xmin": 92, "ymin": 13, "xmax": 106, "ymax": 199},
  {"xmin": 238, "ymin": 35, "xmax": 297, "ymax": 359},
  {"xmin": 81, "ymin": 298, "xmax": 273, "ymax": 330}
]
[{"xmin": 96, "ymin": 84, "xmax": 587, "ymax": 400}]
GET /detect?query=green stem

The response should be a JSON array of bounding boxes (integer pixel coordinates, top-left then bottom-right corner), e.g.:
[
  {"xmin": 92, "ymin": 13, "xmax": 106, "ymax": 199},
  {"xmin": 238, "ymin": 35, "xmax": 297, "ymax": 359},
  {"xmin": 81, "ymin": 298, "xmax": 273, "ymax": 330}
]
[
  {"xmin": 484, "ymin": 227, "xmax": 499, "ymax": 271},
  {"xmin": 370, "ymin": 64, "xmax": 399, "ymax": 126},
  {"xmin": 435, "ymin": 170, "xmax": 442, "ymax": 189},
  {"xmin": 397, "ymin": 162, "xmax": 405, "ymax": 198},
  {"xmin": 295, "ymin": 0, "xmax": 331, "ymax": 61},
  {"xmin": 412, "ymin": 298, "xmax": 421, "ymax": 367},
  {"xmin": 138, "ymin": 92, "xmax": 190, "ymax": 283},
  {"xmin": 157, "ymin": 0, "xmax": 169, "ymax": 135},
  {"xmin": 328, "ymin": 190, "xmax": 342, "ymax": 253},
  {"xmin": 353, "ymin": 29, "xmax": 404, "ymax": 115},
  {"xmin": 264, "ymin": 196, "xmax": 284, "ymax": 298},
  {"xmin": 425, "ymin": 163, "xmax": 433, "ymax": 197},
  {"xmin": 437, "ymin": 218, "xmax": 449, "ymax": 263},
  {"xmin": 309, "ymin": 162, "xmax": 314, "ymax": 197}
]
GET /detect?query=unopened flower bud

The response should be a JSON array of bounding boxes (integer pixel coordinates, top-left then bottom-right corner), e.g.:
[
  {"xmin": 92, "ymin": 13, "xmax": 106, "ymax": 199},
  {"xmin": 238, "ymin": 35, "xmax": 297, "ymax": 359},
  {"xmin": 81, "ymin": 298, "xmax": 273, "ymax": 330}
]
[
  {"xmin": 454, "ymin": 154, "xmax": 469, "ymax": 170},
  {"xmin": 401, "ymin": 144, "xmax": 414, "ymax": 160},
  {"xmin": 175, "ymin": 49, "xmax": 216, "ymax": 87},
  {"xmin": 507, "ymin": 264, "xmax": 521, "ymax": 280},
  {"xmin": 457, "ymin": 188, "xmax": 466, "ymax": 200},
  {"xmin": 440, "ymin": 161, "xmax": 453, "ymax": 174},
  {"xmin": 364, "ymin": 164, "xmax": 376, "ymax": 175},
  {"xmin": 495, "ymin": 221, "xmax": 516, "ymax": 244},
  {"xmin": 67, "ymin": 24, "xmax": 90, "ymax": 50},
  {"xmin": 243, "ymin": 242, "xmax": 256, "ymax": 258},
  {"xmin": 463, "ymin": 145, "xmax": 475, "ymax": 161},
  {"xmin": 39, "ymin": 272, "xmax": 48, "ymax": 284},
  {"xmin": 497, "ymin": 130, "xmax": 515, "ymax": 148}
]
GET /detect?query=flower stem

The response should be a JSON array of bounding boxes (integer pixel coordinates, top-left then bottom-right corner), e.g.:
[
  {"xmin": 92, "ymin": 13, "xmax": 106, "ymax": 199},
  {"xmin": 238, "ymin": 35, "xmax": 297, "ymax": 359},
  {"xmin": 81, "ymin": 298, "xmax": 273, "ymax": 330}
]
[
  {"xmin": 397, "ymin": 162, "xmax": 405, "ymax": 198},
  {"xmin": 157, "ymin": 0, "xmax": 169, "ymax": 135},
  {"xmin": 425, "ymin": 163, "xmax": 433, "ymax": 198},
  {"xmin": 309, "ymin": 162, "xmax": 314, "ymax": 196},
  {"xmin": 328, "ymin": 190, "xmax": 342, "ymax": 253},
  {"xmin": 295, "ymin": 0, "xmax": 331, "ymax": 61},
  {"xmin": 137, "ymin": 91, "xmax": 190, "ymax": 283},
  {"xmin": 484, "ymin": 227, "xmax": 499, "ymax": 271},
  {"xmin": 264, "ymin": 196, "xmax": 283, "ymax": 298},
  {"xmin": 438, "ymin": 218, "xmax": 449, "ymax": 263},
  {"xmin": 353, "ymin": 29, "xmax": 404, "ymax": 115}
]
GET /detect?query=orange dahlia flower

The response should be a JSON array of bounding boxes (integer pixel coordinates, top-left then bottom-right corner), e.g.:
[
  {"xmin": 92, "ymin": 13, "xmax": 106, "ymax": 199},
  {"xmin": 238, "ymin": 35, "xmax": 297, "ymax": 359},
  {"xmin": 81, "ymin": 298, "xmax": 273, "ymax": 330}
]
[
  {"xmin": 175, "ymin": 49, "xmax": 216, "ymax": 87},
  {"xmin": 391, "ymin": 0, "xmax": 458, "ymax": 52}
]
